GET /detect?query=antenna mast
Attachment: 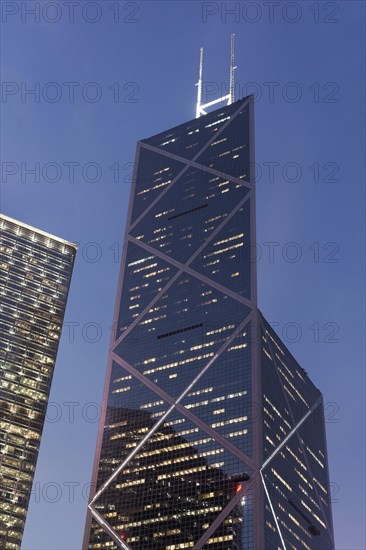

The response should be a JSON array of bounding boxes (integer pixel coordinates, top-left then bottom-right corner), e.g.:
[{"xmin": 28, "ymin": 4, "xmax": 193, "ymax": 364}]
[
  {"xmin": 196, "ymin": 47, "xmax": 204, "ymax": 119},
  {"xmin": 195, "ymin": 33, "xmax": 237, "ymax": 118},
  {"xmin": 229, "ymin": 32, "xmax": 236, "ymax": 104}
]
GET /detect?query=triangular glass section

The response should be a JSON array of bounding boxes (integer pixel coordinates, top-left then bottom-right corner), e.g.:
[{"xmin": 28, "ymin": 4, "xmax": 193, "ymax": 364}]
[
  {"xmin": 191, "ymin": 199, "xmax": 252, "ymax": 300},
  {"xmin": 92, "ymin": 359, "xmax": 173, "ymax": 503},
  {"xmin": 115, "ymin": 273, "xmax": 251, "ymax": 400},
  {"xmin": 180, "ymin": 321, "xmax": 253, "ymax": 459},
  {"xmin": 131, "ymin": 147, "xmax": 187, "ymax": 224},
  {"xmin": 196, "ymin": 100, "xmax": 251, "ymax": 181},
  {"xmin": 92, "ymin": 406, "xmax": 252, "ymax": 550},
  {"xmin": 261, "ymin": 316, "xmax": 321, "ymax": 423},
  {"xmin": 262, "ymin": 426, "xmax": 333, "ymax": 550},
  {"xmin": 89, "ymin": 360, "xmax": 173, "ymax": 549},
  {"xmin": 130, "ymin": 165, "xmax": 249, "ymax": 264},
  {"xmin": 297, "ymin": 403, "xmax": 334, "ymax": 536},
  {"xmin": 115, "ymin": 241, "xmax": 178, "ymax": 338},
  {"xmin": 141, "ymin": 98, "xmax": 249, "ymax": 162},
  {"xmin": 261, "ymin": 323, "xmax": 294, "ymax": 459},
  {"xmin": 105, "ymin": 360, "xmax": 172, "ymax": 442}
]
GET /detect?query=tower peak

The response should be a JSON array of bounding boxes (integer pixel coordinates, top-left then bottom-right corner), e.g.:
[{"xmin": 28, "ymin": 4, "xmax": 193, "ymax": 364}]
[{"xmin": 195, "ymin": 33, "xmax": 237, "ymax": 118}]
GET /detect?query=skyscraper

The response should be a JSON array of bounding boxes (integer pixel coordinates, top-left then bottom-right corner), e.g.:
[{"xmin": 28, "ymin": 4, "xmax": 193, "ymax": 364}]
[
  {"xmin": 0, "ymin": 214, "xmax": 76, "ymax": 549},
  {"xmin": 83, "ymin": 95, "xmax": 334, "ymax": 549}
]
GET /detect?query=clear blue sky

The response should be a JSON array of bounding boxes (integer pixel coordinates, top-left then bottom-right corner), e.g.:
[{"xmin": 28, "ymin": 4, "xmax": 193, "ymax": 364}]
[{"xmin": 1, "ymin": 1, "xmax": 365, "ymax": 548}]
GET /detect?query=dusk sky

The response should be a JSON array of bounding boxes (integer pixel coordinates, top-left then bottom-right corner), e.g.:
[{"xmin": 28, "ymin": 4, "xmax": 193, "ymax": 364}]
[{"xmin": 1, "ymin": 1, "xmax": 365, "ymax": 548}]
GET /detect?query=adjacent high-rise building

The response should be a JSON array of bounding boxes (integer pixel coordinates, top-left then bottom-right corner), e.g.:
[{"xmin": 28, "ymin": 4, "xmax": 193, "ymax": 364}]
[
  {"xmin": 83, "ymin": 95, "xmax": 335, "ymax": 549},
  {"xmin": 0, "ymin": 214, "xmax": 76, "ymax": 549}
]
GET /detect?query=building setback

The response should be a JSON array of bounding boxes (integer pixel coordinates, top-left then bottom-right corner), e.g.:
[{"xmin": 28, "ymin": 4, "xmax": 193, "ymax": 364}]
[
  {"xmin": 83, "ymin": 96, "xmax": 334, "ymax": 549},
  {"xmin": 0, "ymin": 214, "xmax": 76, "ymax": 549}
]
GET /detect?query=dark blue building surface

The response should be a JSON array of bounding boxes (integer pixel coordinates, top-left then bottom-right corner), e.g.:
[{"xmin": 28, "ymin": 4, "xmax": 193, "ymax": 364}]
[{"xmin": 83, "ymin": 98, "xmax": 334, "ymax": 550}]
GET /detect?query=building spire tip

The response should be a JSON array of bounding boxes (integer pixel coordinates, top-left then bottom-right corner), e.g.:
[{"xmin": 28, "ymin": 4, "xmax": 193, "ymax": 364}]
[{"xmin": 195, "ymin": 34, "xmax": 237, "ymax": 117}]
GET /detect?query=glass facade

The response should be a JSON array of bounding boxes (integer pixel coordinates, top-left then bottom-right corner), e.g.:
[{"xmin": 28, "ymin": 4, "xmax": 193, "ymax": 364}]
[
  {"xmin": 260, "ymin": 318, "xmax": 334, "ymax": 549},
  {"xmin": 0, "ymin": 214, "xmax": 76, "ymax": 549},
  {"xmin": 84, "ymin": 97, "xmax": 334, "ymax": 549}
]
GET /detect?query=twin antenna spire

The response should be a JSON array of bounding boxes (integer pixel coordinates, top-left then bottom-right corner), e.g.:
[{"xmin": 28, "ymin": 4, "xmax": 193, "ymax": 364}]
[{"xmin": 196, "ymin": 33, "xmax": 237, "ymax": 118}]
